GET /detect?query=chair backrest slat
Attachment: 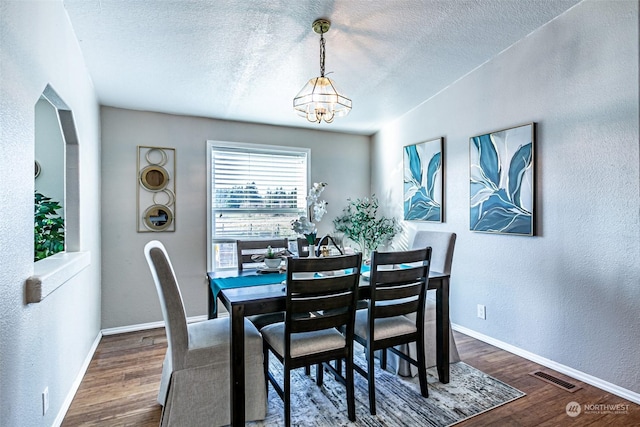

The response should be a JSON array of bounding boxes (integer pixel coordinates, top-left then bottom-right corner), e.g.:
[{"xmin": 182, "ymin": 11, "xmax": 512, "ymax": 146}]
[
  {"xmin": 290, "ymin": 311, "xmax": 350, "ymax": 333},
  {"xmin": 368, "ymin": 247, "xmax": 432, "ymax": 325},
  {"xmin": 292, "ymin": 291, "xmax": 353, "ymax": 314},
  {"xmin": 285, "ymin": 254, "xmax": 362, "ymax": 341},
  {"xmin": 375, "ymin": 266, "xmax": 427, "ymax": 285},
  {"xmin": 375, "ymin": 299, "xmax": 420, "ymax": 319},
  {"xmin": 288, "ymin": 275, "xmax": 355, "ymax": 294},
  {"xmin": 375, "ymin": 281, "xmax": 423, "ymax": 302},
  {"xmin": 236, "ymin": 238, "xmax": 289, "ymax": 271}
]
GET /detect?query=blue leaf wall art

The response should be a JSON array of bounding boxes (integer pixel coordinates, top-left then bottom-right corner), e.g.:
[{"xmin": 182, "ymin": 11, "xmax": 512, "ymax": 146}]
[
  {"xmin": 403, "ymin": 138, "xmax": 443, "ymax": 222},
  {"xmin": 469, "ymin": 123, "xmax": 535, "ymax": 236}
]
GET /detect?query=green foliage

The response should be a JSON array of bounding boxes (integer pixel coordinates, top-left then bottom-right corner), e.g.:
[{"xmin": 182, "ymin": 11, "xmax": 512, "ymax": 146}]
[
  {"xmin": 34, "ymin": 192, "xmax": 65, "ymax": 261},
  {"xmin": 266, "ymin": 245, "xmax": 276, "ymax": 259},
  {"xmin": 333, "ymin": 195, "xmax": 400, "ymax": 256}
]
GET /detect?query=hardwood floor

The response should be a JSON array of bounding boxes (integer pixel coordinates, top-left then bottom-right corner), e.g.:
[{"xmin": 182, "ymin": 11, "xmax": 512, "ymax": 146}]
[
  {"xmin": 62, "ymin": 329, "xmax": 165, "ymax": 427},
  {"xmin": 452, "ymin": 333, "xmax": 639, "ymax": 427},
  {"xmin": 62, "ymin": 328, "xmax": 639, "ymax": 426}
]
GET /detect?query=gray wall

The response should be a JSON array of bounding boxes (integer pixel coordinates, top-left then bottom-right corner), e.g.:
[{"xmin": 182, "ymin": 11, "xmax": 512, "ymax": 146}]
[
  {"xmin": 0, "ymin": 1, "xmax": 102, "ymax": 425},
  {"xmin": 372, "ymin": 0, "xmax": 639, "ymax": 395},
  {"xmin": 100, "ymin": 107, "xmax": 370, "ymax": 328}
]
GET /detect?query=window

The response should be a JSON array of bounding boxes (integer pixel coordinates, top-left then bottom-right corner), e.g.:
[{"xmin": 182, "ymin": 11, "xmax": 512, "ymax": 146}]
[{"xmin": 207, "ymin": 141, "xmax": 310, "ymax": 270}]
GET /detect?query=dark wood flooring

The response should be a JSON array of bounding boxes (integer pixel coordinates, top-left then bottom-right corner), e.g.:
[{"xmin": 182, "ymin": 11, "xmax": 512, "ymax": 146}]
[{"xmin": 62, "ymin": 328, "xmax": 639, "ymax": 426}]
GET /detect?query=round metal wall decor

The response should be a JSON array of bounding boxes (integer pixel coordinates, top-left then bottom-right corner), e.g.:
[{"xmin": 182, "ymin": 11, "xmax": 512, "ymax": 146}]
[
  {"xmin": 137, "ymin": 146, "xmax": 176, "ymax": 232},
  {"xmin": 139, "ymin": 165, "xmax": 169, "ymax": 191},
  {"xmin": 145, "ymin": 147, "xmax": 168, "ymax": 166},
  {"xmin": 143, "ymin": 204, "xmax": 174, "ymax": 231},
  {"xmin": 152, "ymin": 188, "xmax": 175, "ymax": 207},
  {"xmin": 35, "ymin": 161, "xmax": 41, "ymax": 179}
]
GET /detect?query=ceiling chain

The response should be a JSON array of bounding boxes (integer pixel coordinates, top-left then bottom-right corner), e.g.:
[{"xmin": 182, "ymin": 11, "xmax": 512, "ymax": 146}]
[{"xmin": 319, "ymin": 32, "xmax": 326, "ymax": 78}]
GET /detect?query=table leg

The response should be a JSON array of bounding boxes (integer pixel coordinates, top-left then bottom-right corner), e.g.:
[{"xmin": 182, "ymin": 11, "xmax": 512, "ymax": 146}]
[
  {"xmin": 230, "ymin": 304, "xmax": 246, "ymax": 425},
  {"xmin": 435, "ymin": 277, "xmax": 450, "ymax": 383},
  {"xmin": 207, "ymin": 285, "xmax": 216, "ymax": 319}
]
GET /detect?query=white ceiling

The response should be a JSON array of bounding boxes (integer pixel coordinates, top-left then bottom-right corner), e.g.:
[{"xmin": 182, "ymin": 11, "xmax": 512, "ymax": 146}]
[{"xmin": 62, "ymin": 0, "xmax": 580, "ymax": 135}]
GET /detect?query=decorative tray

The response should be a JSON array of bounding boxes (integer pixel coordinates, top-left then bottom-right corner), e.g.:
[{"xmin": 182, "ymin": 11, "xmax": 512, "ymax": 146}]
[{"xmin": 257, "ymin": 265, "xmax": 283, "ymax": 274}]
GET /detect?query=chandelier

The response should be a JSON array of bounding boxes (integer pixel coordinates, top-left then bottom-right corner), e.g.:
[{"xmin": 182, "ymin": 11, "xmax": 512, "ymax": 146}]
[{"xmin": 293, "ymin": 19, "xmax": 352, "ymax": 124}]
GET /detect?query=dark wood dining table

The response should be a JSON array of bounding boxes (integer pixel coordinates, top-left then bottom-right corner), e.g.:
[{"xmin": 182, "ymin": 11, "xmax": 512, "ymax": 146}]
[{"xmin": 207, "ymin": 269, "xmax": 451, "ymax": 426}]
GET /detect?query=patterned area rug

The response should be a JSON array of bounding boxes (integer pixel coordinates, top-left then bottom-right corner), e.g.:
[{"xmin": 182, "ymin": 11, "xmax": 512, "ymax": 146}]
[{"xmin": 248, "ymin": 351, "xmax": 525, "ymax": 426}]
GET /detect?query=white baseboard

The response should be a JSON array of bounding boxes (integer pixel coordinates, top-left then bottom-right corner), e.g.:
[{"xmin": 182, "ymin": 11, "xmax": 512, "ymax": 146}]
[
  {"xmin": 452, "ymin": 323, "xmax": 640, "ymax": 405},
  {"xmin": 56, "ymin": 315, "xmax": 212, "ymax": 425},
  {"xmin": 53, "ymin": 331, "xmax": 102, "ymax": 427},
  {"xmin": 100, "ymin": 314, "xmax": 211, "ymax": 336}
]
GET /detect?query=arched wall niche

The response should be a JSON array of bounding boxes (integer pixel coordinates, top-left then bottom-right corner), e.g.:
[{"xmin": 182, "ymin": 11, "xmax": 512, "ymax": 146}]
[
  {"xmin": 27, "ymin": 84, "xmax": 87, "ymax": 303},
  {"xmin": 35, "ymin": 84, "xmax": 80, "ymax": 252}
]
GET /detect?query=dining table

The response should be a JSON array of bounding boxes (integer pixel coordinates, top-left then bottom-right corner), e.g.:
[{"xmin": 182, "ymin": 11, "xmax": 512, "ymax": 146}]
[{"xmin": 207, "ymin": 266, "xmax": 451, "ymax": 426}]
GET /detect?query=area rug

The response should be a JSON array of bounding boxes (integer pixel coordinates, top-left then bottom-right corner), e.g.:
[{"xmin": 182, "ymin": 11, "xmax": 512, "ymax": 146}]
[{"xmin": 248, "ymin": 351, "xmax": 525, "ymax": 426}]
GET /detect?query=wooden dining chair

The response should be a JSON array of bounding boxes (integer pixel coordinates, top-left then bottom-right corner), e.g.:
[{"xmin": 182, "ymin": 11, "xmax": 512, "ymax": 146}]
[
  {"xmin": 352, "ymin": 247, "xmax": 432, "ymax": 415},
  {"xmin": 261, "ymin": 253, "xmax": 363, "ymax": 427},
  {"xmin": 235, "ymin": 238, "xmax": 290, "ymax": 329},
  {"xmin": 236, "ymin": 238, "xmax": 289, "ymax": 271}
]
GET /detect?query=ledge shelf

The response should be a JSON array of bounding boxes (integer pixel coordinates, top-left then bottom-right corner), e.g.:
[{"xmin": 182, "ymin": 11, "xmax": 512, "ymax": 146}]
[{"xmin": 26, "ymin": 251, "xmax": 91, "ymax": 303}]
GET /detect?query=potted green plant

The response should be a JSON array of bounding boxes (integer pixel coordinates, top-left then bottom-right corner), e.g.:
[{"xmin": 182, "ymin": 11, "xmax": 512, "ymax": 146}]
[
  {"xmin": 264, "ymin": 246, "xmax": 282, "ymax": 268},
  {"xmin": 34, "ymin": 192, "xmax": 65, "ymax": 261},
  {"xmin": 333, "ymin": 195, "xmax": 400, "ymax": 257}
]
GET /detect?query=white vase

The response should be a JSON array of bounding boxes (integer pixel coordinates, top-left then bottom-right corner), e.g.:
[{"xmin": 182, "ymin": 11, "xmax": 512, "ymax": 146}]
[{"xmin": 308, "ymin": 244, "xmax": 316, "ymax": 258}]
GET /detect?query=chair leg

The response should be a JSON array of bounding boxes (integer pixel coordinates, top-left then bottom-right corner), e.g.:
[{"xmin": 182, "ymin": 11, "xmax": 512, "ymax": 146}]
[
  {"xmin": 316, "ymin": 363, "xmax": 324, "ymax": 386},
  {"xmin": 367, "ymin": 345, "xmax": 377, "ymax": 415},
  {"xmin": 416, "ymin": 336, "xmax": 429, "ymax": 398},
  {"xmin": 346, "ymin": 352, "xmax": 356, "ymax": 421},
  {"xmin": 263, "ymin": 344, "xmax": 270, "ymax": 396},
  {"xmin": 284, "ymin": 366, "xmax": 291, "ymax": 427},
  {"xmin": 380, "ymin": 348, "xmax": 387, "ymax": 370},
  {"xmin": 305, "ymin": 365, "xmax": 311, "ymax": 375}
]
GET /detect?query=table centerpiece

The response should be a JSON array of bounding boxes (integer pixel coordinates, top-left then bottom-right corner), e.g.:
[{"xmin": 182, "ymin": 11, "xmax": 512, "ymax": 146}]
[{"xmin": 291, "ymin": 182, "xmax": 328, "ymax": 257}]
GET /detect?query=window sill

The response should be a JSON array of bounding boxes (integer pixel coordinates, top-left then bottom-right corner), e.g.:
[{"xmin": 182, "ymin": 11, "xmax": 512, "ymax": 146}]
[{"xmin": 26, "ymin": 251, "xmax": 91, "ymax": 303}]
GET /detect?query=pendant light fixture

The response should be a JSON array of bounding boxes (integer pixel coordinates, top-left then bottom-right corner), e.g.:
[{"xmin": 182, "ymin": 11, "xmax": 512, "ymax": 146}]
[{"xmin": 293, "ymin": 19, "xmax": 352, "ymax": 124}]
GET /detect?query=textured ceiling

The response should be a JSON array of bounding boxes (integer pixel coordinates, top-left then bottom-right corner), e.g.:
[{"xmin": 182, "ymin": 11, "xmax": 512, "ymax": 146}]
[{"xmin": 62, "ymin": 0, "xmax": 580, "ymax": 135}]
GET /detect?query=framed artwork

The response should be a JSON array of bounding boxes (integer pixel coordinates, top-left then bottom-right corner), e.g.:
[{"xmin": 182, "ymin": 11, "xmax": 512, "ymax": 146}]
[
  {"xmin": 469, "ymin": 123, "xmax": 535, "ymax": 236},
  {"xmin": 403, "ymin": 137, "xmax": 443, "ymax": 222}
]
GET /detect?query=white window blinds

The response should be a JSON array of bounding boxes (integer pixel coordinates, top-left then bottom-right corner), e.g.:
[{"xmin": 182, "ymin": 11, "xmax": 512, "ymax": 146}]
[{"xmin": 209, "ymin": 143, "xmax": 308, "ymax": 240}]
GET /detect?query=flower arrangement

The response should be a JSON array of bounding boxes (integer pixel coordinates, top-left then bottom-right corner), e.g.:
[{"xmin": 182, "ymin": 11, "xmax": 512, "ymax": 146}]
[
  {"xmin": 333, "ymin": 195, "xmax": 401, "ymax": 257},
  {"xmin": 291, "ymin": 182, "xmax": 328, "ymax": 245}
]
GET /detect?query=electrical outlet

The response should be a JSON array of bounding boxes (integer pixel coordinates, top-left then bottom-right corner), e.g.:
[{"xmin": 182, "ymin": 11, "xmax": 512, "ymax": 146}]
[
  {"xmin": 42, "ymin": 387, "xmax": 49, "ymax": 415},
  {"xmin": 477, "ymin": 304, "xmax": 486, "ymax": 320}
]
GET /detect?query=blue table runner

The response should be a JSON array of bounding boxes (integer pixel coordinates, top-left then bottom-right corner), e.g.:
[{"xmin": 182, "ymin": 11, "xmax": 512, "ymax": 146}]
[{"xmin": 209, "ymin": 273, "xmax": 285, "ymax": 315}]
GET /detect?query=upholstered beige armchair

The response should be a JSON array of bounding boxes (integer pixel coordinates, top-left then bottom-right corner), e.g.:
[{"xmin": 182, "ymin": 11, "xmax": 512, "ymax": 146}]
[
  {"xmin": 387, "ymin": 231, "xmax": 461, "ymax": 376},
  {"xmin": 144, "ymin": 240, "xmax": 267, "ymax": 426}
]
